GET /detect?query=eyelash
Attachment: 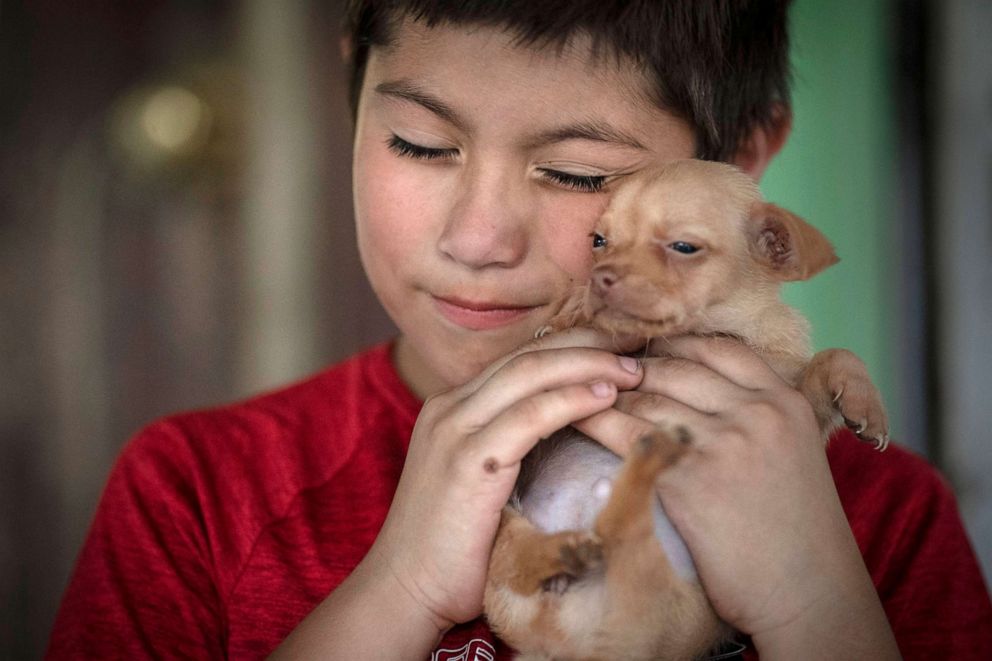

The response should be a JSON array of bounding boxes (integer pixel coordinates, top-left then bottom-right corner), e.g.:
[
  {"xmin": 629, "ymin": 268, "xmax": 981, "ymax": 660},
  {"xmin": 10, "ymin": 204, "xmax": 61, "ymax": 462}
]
[
  {"xmin": 386, "ymin": 134, "xmax": 608, "ymax": 193},
  {"xmin": 386, "ymin": 135, "xmax": 457, "ymax": 161},
  {"xmin": 535, "ymin": 169, "xmax": 607, "ymax": 193}
]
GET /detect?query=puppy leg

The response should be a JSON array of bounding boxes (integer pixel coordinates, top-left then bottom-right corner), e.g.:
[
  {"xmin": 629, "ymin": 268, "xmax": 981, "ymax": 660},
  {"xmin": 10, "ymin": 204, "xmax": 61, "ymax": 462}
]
[
  {"xmin": 800, "ymin": 348, "xmax": 889, "ymax": 449},
  {"xmin": 487, "ymin": 507, "xmax": 602, "ymax": 597},
  {"xmin": 594, "ymin": 425, "xmax": 690, "ymax": 545},
  {"xmin": 588, "ymin": 427, "xmax": 730, "ymax": 660}
]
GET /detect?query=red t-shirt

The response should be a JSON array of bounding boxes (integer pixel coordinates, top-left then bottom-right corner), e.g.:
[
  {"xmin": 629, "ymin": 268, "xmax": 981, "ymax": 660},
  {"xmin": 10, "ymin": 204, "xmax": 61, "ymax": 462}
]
[{"xmin": 46, "ymin": 343, "xmax": 992, "ymax": 659}]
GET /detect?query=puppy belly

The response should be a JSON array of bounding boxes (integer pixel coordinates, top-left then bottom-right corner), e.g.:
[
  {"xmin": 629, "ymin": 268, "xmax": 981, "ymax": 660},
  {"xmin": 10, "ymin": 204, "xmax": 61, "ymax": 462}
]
[{"xmin": 517, "ymin": 434, "xmax": 698, "ymax": 581}]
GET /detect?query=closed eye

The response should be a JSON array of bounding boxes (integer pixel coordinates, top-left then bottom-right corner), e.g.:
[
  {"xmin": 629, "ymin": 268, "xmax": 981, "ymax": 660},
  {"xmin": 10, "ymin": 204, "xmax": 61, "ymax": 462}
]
[
  {"xmin": 537, "ymin": 168, "xmax": 607, "ymax": 193},
  {"xmin": 387, "ymin": 134, "xmax": 458, "ymax": 161},
  {"xmin": 387, "ymin": 135, "xmax": 608, "ymax": 193}
]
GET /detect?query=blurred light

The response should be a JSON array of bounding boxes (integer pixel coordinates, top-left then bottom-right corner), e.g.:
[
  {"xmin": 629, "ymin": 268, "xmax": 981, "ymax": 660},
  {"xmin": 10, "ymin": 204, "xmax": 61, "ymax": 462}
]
[
  {"xmin": 109, "ymin": 83, "xmax": 215, "ymax": 174},
  {"xmin": 139, "ymin": 86, "xmax": 211, "ymax": 155}
]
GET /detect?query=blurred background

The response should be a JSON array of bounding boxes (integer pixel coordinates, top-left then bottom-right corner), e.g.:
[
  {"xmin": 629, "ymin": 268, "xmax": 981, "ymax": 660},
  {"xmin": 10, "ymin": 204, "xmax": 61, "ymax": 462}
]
[{"xmin": 1, "ymin": 0, "xmax": 989, "ymax": 657}]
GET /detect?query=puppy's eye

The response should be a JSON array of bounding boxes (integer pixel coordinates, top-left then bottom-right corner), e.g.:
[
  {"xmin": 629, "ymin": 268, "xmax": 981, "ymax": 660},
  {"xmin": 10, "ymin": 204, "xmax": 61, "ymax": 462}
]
[
  {"xmin": 669, "ymin": 241, "xmax": 700, "ymax": 254},
  {"xmin": 591, "ymin": 233, "xmax": 607, "ymax": 249}
]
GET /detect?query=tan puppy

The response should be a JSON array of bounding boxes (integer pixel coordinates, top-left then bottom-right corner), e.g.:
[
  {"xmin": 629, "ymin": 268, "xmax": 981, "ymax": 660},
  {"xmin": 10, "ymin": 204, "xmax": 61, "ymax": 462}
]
[{"xmin": 483, "ymin": 160, "xmax": 888, "ymax": 660}]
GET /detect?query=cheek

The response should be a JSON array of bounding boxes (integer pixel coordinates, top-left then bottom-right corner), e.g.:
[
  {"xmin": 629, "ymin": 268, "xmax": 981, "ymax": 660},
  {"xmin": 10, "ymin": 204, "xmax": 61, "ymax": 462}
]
[
  {"xmin": 354, "ymin": 139, "xmax": 436, "ymax": 266},
  {"xmin": 539, "ymin": 195, "xmax": 607, "ymax": 283}
]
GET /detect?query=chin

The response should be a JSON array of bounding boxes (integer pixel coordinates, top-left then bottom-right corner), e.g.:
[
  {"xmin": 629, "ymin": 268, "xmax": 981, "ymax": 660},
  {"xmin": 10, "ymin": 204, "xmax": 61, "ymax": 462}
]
[
  {"xmin": 443, "ymin": 329, "xmax": 539, "ymax": 386},
  {"xmin": 453, "ymin": 336, "xmax": 522, "ymax": 381}
]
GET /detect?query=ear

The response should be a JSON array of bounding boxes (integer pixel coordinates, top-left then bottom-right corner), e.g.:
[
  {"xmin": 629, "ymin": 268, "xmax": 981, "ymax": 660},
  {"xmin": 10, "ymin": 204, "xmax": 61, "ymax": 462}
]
[
  {"xmin": 339, "ymin": 35, "xmax": 355, "ymax": 62},
  {"xmin": 748, "ymin": 202, "xmax": 839, "ymax": 281},
  {"xmin": 732, "ymin": 104, "xmax": 792, "ymax": 181}
]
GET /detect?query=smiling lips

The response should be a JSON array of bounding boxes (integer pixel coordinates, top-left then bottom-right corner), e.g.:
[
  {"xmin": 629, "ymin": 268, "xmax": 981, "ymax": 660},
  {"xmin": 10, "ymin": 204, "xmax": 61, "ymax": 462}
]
[{"xmin": 434, "ymin": 295, "xmax": 541, "ymax": 331}]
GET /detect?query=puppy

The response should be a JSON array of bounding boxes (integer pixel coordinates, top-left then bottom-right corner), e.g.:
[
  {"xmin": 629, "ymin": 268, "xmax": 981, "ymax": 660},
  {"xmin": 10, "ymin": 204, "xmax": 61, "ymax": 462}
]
[{"xmin": 483, "ymin": 160, "xmax": 889, "ymax": 660}]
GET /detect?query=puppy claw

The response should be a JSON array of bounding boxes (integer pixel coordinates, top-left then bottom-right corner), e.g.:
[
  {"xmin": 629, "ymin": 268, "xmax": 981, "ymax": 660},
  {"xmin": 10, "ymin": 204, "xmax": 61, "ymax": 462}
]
[
  {"xmin": 835, "ymin": 385, "xmax": 888, "ymax": 446},
  {"xmin": 845, "ymin": 420, "xmax": 890, "ymax": 451},
  {"xmin": 535, "ymin": 325, "xmax": 553, "ymax": 338},
  {"xmin": 844, "ymin": 417, "xmax": 866, "ymax": 435}
]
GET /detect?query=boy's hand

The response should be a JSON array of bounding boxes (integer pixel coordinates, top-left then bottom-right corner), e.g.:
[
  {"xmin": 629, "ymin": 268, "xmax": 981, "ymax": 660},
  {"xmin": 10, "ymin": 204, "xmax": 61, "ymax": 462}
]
[
  {"xmin": 362, "ymin": 328, "xmax": 643, "ymax": 633},
  {"xmin": 575, "ymin": 335, "xmax": 899, "ymax": 658}
]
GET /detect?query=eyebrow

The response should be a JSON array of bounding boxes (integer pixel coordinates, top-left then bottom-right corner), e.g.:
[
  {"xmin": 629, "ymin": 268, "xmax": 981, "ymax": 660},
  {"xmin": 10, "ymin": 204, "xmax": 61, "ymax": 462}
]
[
  {"xmin": 374, "ymin": 79, "xmax": 647, "ymax": 152},
  {"xmin": 374, "ymin": 80, "xmax": 470, "ymax": 133},
  {"xmin": 522, "ymin": 122, "xmax": 647, "ymax": 151}
]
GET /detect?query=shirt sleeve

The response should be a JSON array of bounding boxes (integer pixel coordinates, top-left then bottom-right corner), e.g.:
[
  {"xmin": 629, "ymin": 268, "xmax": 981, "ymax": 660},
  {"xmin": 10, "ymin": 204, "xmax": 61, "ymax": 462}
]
[{"xmin": 46, "ymin": 422, "xmax": 226, "ymax": 660}]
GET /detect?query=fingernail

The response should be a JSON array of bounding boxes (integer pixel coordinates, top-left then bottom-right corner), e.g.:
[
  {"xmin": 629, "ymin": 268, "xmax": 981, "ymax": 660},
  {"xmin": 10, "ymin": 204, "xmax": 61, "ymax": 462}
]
[
  {"xmin": 619, "ymin": 356, "xmax": 640, "ymax": 373},
  {"xmin": 590, "ymin": 381, "xmax": 614, "ymax": 398}
]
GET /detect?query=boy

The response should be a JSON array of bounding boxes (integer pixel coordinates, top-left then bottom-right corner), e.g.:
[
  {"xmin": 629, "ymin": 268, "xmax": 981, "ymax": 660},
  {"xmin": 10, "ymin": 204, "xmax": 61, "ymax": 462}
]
[{"xmin": 48, "ymin": 1, "xmax": 992, "ymax": 659}]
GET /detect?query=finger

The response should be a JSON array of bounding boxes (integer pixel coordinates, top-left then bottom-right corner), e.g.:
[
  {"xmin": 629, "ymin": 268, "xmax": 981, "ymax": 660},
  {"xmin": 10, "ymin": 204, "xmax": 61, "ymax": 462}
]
[
  {"xmin": 464, "ymin": 381, "xmax": 621, "ymax": 473},
  {"xmin": 572, "ymin": 408, "xmax": 654, "ymax": 458},
  {"xmin": 575, "ymin": 392, "xmax": 712, "ymax": 457},
  {"xmin": 653, "ymin": 335, "xmax": 786, "ymax": 390},
  {"xmin": 532, "ymin": 325, "xmax": 646, "ymax": 355},
  {"xmin": 615, "ymin": 390, "xmax": 711, "ymax": 426},
  {"xmin": 572, "ymin": 402, "xmax": 710, "ymax": 457},
  {"xmin": 637, "ymin": 355, "xmax": 749, "ymax": 414},
  {"xmin": 454, "ymin": 346, "xmax": 642, "ymax": 429},
  {"xmin": 462, "ymin": 326, "xmax": 639, "ymax": 393}
]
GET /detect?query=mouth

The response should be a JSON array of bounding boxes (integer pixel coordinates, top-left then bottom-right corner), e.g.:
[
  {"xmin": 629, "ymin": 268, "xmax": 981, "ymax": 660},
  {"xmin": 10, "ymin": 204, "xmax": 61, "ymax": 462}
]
[{"xmin": 433, "ymin": 295, "xmax": 542, "ymax": 331}]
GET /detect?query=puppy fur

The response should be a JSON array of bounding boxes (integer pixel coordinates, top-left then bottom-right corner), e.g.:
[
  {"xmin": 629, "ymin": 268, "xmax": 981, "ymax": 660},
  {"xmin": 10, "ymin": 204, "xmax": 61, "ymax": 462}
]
[{"xmin": 483, "ymin": 160, "xmax": 889, "ymax": 660}]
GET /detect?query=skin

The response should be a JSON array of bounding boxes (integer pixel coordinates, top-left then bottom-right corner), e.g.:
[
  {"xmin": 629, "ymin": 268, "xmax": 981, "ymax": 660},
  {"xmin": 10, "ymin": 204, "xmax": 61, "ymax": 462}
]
[{"xmin": 272, "ymin": 20, "xmax": 899, "ymax": 661}]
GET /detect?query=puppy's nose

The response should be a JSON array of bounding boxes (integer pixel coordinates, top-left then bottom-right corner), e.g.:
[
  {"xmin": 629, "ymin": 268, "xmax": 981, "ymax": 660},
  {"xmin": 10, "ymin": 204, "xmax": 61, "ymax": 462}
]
[{"xmin": 591, "ymin": 268, "xmax": 619, "ymax": 296}]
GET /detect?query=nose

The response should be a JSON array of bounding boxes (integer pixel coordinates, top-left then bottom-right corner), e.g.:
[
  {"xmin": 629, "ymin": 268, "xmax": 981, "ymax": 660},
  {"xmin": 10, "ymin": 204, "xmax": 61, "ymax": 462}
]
[
  {"xmin": 591, "ymin": 267, "xmax": 619, "ymax": 296},
  {"xmin": 436, "ymin": 166, "xmax": 529, "ymax": 269}
]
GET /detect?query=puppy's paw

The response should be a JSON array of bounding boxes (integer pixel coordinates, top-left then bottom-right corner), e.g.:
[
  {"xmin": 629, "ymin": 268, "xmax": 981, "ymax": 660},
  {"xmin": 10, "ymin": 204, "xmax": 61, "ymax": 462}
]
[
  {"xmin": 534, "ymin": 314, "xmax": 575, "ymax": 338},
  {"xmin": 630, "ymin": 425, "xmax": 692, "ymax": 477},
  {"xmin": 833, "ymin": 378, "xmax": 889, "ymax": 451},
  {"xmin": 539, "ymin": 313, "xmax": 576, "ymax": 337},
  {"xmin": 539, "ymin": 532, "xmax": 603, "ymax": 595},
  {"xmin": 805, "ymin": 349, "xmax": 890, "ymax": 451},
  {"xmin": 559, "ymin": 531, "xmax": 603, "ymax": 576}
]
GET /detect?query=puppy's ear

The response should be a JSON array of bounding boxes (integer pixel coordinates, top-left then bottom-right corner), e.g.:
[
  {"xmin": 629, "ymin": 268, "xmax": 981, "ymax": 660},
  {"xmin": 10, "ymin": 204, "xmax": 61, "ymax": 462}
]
[{"xmin": 748, "ymin": 202, "xmax": 839, "ymax": 281}]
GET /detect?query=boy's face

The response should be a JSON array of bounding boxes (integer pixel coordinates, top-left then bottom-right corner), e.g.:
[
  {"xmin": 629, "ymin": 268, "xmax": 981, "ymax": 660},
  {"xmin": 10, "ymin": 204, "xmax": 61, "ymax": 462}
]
[{"xmin": 352, "ymin": 20, "xmax": 696, "ymax": 396}]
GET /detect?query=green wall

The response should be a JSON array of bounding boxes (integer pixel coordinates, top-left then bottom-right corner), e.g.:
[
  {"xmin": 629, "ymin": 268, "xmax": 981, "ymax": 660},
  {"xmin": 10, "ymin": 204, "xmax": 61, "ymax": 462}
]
[{"xmin": 761, "ymin": 0, "xmax": 898, "ymax": 434}]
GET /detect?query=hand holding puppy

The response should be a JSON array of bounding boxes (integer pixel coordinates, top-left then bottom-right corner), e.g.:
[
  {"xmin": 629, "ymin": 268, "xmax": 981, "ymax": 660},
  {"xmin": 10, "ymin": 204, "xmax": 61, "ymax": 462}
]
[
  {"xmin": 581, "ymin": 336, "xmax": 899, "ymax": 659},
  {"xmin": 317, "ymin": 328, "xmax": 642, "ymax": 645}
]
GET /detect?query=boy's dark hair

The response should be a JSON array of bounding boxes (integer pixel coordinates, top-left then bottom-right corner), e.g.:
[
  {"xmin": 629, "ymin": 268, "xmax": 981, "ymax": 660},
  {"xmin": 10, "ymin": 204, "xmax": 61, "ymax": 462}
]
[{"xmin": 343, "ymin": 0, "xmax": 793, "ymax": 162}]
